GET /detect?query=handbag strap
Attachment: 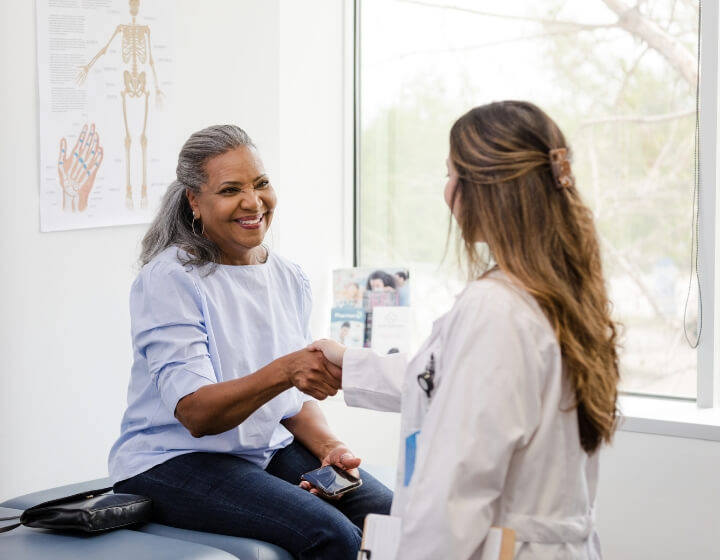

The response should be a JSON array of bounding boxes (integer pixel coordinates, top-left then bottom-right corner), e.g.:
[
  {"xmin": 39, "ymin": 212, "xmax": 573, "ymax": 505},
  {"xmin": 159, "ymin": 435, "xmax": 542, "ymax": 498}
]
[
  {"xmin": 0, "ymin": 486, "xmax": 113, "ymax": 534},
  {"xmin": 24, "ymin": 486, "xmax": 113, "ymax": 512},
  {"xmin": 0, "ymin": 519, "xmax": 21, "ymax": 533}
]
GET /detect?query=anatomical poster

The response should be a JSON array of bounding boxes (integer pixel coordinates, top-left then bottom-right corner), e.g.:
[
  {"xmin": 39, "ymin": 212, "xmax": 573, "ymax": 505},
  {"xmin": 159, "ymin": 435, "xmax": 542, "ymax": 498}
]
[{"xmin": 36, "ymin": 0, "xmax": 175, "ymax": 232}]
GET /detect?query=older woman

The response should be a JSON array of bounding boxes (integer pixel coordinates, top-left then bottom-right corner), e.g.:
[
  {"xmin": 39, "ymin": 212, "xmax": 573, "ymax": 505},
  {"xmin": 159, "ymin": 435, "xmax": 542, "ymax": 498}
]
[{"xmin": 108, "ymin": 125, "xmax": 392, "ymax": 559}]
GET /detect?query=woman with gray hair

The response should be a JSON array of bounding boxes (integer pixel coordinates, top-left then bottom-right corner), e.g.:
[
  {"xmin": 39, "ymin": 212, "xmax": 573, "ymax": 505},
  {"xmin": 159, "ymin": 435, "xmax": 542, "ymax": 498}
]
[{"xmin": 108, "ymin": 125, "xmax": 392, "ymax": 559}]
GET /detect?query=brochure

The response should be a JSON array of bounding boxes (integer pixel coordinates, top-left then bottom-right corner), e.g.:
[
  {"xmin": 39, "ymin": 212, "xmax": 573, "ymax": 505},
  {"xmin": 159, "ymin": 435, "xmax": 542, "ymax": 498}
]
[
  {"xmin": 330, "ymin": 307, "xmax": 366, "ymax": 348},
  {"xmin": 370, "ymin": 306, "xmax": 411, "ymax": 355},
  {"xmin": 331, "ymin": 267, "xmax": 410, "ymax": 348}
]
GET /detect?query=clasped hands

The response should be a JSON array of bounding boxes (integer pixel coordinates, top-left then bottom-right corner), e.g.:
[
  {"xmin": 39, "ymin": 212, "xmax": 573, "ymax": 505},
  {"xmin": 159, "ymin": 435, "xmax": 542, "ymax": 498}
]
[
  {"xmin": 286, "ymin": 340, "xmax": 354, "ymax": 498},
  {"xmin": 285, "ymin": 339, "xmax": 347, "ymax": 400}
]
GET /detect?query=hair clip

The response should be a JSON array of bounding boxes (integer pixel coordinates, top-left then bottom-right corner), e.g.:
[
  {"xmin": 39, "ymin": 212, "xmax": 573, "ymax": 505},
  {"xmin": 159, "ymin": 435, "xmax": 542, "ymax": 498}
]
[{"xmin": 549, "ymin": 147, "xmax": 574, "ymax": 190}]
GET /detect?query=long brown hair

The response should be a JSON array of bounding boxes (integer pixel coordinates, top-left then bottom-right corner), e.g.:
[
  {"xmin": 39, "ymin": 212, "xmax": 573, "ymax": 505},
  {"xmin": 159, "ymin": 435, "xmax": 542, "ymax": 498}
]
[{"xmin": 449, "ymin": 101, "xmax": 619, "ymax": 454}]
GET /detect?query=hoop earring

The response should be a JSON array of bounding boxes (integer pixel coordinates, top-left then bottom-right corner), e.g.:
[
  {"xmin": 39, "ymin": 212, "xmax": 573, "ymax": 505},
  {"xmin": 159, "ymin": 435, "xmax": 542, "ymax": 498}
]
[{"xmin": 191, "ymin": 214, "xmax": 204, "ymax": 236}]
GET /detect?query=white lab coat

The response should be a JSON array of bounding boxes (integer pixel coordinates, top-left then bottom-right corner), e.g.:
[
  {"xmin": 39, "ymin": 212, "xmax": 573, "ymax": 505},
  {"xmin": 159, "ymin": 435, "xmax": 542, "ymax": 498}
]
[{"xmin": 343, "ymin": 272, "xmax": 602, "ymax": 559}]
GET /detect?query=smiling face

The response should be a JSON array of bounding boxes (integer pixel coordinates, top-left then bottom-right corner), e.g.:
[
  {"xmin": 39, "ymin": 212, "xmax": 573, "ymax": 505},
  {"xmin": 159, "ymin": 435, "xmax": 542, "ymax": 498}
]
[{"xmin": 186, "ymin": 145, "xmax": 276, "ymax": 266}]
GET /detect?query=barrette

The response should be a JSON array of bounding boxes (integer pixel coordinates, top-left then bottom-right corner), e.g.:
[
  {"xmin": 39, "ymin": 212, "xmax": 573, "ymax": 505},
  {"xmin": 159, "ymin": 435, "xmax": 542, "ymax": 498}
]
[{"xmin": 549, "ymin": 147, "xmax": 574, "ymax": 189}]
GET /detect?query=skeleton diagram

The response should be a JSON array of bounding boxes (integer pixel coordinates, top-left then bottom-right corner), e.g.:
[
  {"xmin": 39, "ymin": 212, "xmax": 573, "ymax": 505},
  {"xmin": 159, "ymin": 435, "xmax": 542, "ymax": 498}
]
[{"xmin": 76, "ymin": 0, "xmax": 164, "ymax": 210}]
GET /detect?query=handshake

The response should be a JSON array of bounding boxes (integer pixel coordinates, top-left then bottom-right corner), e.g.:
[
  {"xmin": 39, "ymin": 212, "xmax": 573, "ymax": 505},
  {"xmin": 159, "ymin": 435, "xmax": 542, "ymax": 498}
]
[{"xmin": 284, "ymin": 339, "xmax": 347, "ymax": 400}]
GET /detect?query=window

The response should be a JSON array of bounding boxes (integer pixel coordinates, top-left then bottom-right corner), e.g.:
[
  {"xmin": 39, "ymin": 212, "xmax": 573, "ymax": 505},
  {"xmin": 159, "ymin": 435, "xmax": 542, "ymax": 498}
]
[{"xmin": 356, "ymin": 0, "xmax": 710, "ymax": 400}]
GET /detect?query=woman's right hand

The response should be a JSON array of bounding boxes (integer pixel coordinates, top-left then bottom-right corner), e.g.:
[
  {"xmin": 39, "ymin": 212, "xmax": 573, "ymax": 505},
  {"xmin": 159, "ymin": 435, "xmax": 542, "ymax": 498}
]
[
  {"xmin": 284, "ymin": 348, "xmax": 342, "ymax": 400},
  {"xmin": 308, "ymin": 339, "xmax": 346, "ymax": 368}
]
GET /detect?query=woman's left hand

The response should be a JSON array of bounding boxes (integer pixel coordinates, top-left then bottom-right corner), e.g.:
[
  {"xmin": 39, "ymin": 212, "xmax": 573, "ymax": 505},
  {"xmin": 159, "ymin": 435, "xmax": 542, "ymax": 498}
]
[
  {"xmin": 299, "ymin": 444, "xmax": 362, "ymax": 498},
  {"xmin": 322, "ymin": 445, "xmax": 361, "ymax": 474}
]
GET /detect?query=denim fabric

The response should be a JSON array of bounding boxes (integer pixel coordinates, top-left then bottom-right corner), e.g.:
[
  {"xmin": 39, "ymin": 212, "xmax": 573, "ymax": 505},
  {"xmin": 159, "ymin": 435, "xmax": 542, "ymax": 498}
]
[{"xmin": 114, "ymin": 441, "xmax": 393, "ymax": 559}]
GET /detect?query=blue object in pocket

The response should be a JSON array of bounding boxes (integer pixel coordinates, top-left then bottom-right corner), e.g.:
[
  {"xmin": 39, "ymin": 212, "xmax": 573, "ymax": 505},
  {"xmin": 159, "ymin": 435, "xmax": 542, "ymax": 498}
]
[{"xmin": 404, "ymin": 431, "xmax": 420, "ymax": 487}]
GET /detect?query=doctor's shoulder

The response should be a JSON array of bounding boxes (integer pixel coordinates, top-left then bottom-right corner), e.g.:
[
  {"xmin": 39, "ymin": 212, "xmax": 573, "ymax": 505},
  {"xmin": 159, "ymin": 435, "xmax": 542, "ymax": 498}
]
[
  {"xmin": 453, "ymin": 275, "xmax": 552, "ymax": 335},
  {"xmin": 445, "ymin": 278, "xmax": 560, "ymax": 386},
  {"xmin": 456, "ymin": 274, "xmax": 523, "ymax": 311}
]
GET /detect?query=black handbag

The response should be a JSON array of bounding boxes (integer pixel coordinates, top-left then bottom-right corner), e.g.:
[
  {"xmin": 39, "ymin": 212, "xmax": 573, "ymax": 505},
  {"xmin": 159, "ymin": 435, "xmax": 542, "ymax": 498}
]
[{"xmin": 0, "ymin": 486, "xmax": 152, "ymax": 533}]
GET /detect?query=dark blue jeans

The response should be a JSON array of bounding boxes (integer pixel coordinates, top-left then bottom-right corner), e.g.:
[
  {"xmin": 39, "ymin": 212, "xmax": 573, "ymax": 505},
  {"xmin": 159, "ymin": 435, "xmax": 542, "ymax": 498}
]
[{"xmin": 114, "ymin": 441, "xmax": 393, "ymax": 559}]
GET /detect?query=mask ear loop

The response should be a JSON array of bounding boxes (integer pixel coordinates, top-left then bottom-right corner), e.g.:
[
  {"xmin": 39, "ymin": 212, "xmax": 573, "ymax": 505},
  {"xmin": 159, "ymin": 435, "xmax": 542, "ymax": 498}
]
[{"xmin": 549, "ymin": 147, "xmax": 575, "ymax": 190}]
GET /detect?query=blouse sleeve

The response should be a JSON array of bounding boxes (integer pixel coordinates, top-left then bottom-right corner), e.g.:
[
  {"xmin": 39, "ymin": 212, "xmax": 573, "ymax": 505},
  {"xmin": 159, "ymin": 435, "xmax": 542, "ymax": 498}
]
[
  {"xmin": 294, "ymin": 263, "xmax": 316, "ymax": 404},
  {"xmin": 296, "ymin": 264, "xmax": 313, "ymax": 345},
  {"xmin": 130, "ymin": 261, "xmax": 217, "ymax": 414},
  {"xmin": 397, "ymin": 287, "xmax": 544, "ymax": 559}
]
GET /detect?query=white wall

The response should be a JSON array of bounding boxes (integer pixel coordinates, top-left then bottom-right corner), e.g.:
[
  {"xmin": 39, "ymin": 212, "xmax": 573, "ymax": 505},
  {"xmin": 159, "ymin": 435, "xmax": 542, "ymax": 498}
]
[
  {"xmin": 273, "ymin": 0, "xmax": 404, "ymax": 472},
  {"xmin": 0, "ymin": 0, "xmax": 336, "ymax": 501},
  {"xmin": 2, "ymin": 2, "xmax": 719, "ymax": 559},
  {"xmin": 0, "ymin": 0, "xmax": 148, "ymax": 499},
  {"xmin": 597, "ymin": 431, "xmax": 720, "ymax": 560}
]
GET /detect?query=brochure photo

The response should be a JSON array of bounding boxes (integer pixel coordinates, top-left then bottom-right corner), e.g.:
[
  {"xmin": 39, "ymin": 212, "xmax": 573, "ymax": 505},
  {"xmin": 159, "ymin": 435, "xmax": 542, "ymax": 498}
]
[
  {"xmin": 330, "ymin": 307, "xmax": 366, "ymax": 348},
  {"xmin": 332, "ymin": 267, "xmax": 410, "ymax": 311},
  {"xmin": 332, "ymin": 267, "xmax": 410, "ymax": 349}
]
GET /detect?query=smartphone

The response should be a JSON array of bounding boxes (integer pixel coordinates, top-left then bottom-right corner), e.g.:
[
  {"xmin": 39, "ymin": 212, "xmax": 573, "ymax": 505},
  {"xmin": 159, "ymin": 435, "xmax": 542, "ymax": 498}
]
[{"xmin": 300, "ymin": 465, "xmax": 363, "ymax": 498}]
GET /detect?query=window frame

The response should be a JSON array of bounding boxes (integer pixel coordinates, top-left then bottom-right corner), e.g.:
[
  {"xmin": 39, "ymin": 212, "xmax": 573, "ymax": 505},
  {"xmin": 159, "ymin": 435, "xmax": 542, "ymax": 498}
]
[
  {"xmin": 697, "ymin": 0, "xmax": 719, "ymax": 409},
  {"xmin": 347, "ymin": 0, "xmax": 720, "ymax": 435}
]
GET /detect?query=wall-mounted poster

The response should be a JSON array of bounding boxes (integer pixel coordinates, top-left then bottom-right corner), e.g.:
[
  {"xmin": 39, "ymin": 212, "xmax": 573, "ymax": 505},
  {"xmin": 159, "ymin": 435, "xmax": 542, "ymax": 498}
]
[
  {"xmin": 36, "ymin": 0, "xmax": 175, "ymax": 232},
  {"xmin": 331, "ymin": 267, "xmax": 411, "ymax": 353}
]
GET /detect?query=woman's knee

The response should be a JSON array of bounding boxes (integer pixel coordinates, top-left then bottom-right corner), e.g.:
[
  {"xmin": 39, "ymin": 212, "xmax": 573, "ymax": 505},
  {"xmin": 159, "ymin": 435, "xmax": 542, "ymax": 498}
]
[{"xmin": 298, "ymin": 514, "xmax": 362, "ymax": 560}]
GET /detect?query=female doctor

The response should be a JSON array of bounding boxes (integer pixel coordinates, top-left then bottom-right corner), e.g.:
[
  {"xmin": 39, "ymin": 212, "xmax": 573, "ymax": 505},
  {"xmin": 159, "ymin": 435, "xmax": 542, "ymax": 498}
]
[{"xmin": 310, "ymin": 101, "xmax": 620, "ymax": 559}]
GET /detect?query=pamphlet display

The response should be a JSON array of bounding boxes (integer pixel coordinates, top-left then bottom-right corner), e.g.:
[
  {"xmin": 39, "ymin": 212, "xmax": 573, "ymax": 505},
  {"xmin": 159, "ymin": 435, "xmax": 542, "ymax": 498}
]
[{"xmin": 331, "ymin": 267, "xmax": 410, "ymax": 354}]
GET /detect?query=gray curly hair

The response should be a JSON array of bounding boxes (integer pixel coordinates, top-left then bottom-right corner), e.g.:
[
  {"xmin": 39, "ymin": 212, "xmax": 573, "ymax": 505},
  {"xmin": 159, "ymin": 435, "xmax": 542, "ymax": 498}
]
[{"xmin": 140, "ymin": 124, "xmax": 255, "ymax": 267}]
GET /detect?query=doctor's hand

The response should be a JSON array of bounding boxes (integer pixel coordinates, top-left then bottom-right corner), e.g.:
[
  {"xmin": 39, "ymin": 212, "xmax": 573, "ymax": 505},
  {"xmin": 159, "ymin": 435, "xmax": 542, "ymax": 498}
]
[
  {"xmin": 282, "ymin": 348, "xmax": 341, "ymax": 400},
  {"xmin": 299, "ymin": 444, "xmax": 362, "ymax": 499},
  {"xmin": 308, "ymin": 339, "xmax": 346, "ymax": 370}
]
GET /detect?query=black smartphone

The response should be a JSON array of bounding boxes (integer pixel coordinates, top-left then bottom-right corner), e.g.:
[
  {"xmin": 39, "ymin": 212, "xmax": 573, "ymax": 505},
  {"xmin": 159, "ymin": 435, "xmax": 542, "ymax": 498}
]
[{"xmin": 300, "ymin": 465, "xmax": 363, "ymax": 498}]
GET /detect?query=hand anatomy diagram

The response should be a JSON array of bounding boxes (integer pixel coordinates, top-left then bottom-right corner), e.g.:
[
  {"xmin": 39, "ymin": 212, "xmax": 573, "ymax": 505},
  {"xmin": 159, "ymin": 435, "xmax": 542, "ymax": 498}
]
[
  {"xmin": 58, "ymin": 123, "xmax": 104, "ymax": 213},
  {"xmin": 76, "ymin": 0, "xmax": 164, "ymax": 210}
]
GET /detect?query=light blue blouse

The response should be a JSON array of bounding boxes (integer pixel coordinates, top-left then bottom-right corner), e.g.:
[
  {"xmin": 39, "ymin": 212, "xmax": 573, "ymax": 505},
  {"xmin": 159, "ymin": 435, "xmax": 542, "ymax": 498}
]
[{"xmin": 108, "ymin": 246, "xmax": 313, "ymax": 484}]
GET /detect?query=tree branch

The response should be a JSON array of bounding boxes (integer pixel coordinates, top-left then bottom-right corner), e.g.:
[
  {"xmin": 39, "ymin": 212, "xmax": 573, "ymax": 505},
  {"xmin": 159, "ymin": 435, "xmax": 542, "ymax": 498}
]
[
  {"xmin": 580, "ymin": 108, "xmax": 694, "ymax": 127},
  {"xmin": 586, "ymin": 127, "xmax": 603, "ymax": 219},
  {"xmin": 613, "ymin": 46, "xmax": 650, "ymax": 108},
  {"xmin": 648, "ymin": 118, "xmax": 681, "ymax": 179},
  {"xmin": 599, "ymin": 234, "xmax": 675, "ymax": 328},
  {"xmin": 379, "ymin": 27, "xmax": 615, "ymax": 64},
  {"xmin": 600, "ymin": 0, "xmax": 698, "ymax": 87},
  {"xmin": 395, "ymin": 0, "xmax": 616, "ymax": 30}
]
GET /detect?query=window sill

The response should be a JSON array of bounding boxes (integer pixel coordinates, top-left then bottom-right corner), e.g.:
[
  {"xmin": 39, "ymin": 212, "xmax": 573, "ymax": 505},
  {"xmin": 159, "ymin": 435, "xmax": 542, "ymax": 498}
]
[{"xmin": 618, "ymin": 395, "xmax": 720, "ymax": 441}]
